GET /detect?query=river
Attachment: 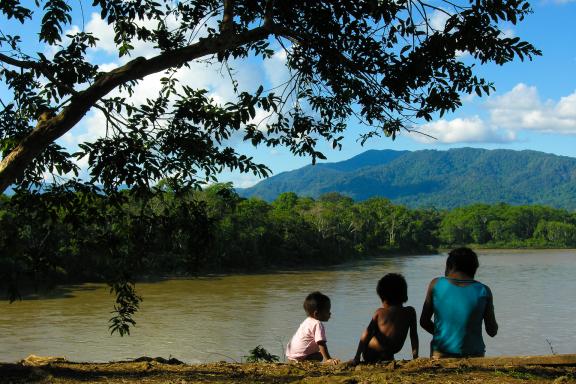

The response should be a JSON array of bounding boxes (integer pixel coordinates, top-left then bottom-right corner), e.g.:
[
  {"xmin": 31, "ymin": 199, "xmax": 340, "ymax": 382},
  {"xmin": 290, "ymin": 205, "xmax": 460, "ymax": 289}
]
[{"xmin": 1, "ymin": 249, "xmax": 574, "ymax": 363}]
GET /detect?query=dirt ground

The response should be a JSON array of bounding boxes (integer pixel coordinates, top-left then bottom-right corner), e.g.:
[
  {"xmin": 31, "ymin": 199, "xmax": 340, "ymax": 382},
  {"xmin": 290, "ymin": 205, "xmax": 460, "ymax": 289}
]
[{"xmin": 0, "ymin": 354, "xmax": 575, "ymax": 383}]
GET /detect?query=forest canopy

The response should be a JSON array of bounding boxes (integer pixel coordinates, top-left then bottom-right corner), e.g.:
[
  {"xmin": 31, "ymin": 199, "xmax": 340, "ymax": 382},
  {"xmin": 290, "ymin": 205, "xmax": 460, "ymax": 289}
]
[{"xmin": 2, "ymin": 186, "xmax": 575, "ymax": 293}]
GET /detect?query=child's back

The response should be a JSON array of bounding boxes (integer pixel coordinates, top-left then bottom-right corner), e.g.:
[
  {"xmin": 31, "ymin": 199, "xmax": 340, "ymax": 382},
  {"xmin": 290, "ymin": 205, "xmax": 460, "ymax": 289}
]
[
  {"xmin": 362, "ymin": 304, "xmax": 417, "ymax": 361},
  {"xmin": 353, "ymin": 273, "xmax": 418, "ymax": 363}
]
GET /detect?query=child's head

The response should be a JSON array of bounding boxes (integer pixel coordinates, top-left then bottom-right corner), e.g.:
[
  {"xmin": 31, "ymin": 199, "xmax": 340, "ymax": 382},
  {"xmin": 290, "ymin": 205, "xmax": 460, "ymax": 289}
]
[
  {"xmin": 446, "ymin": 247, "xmax": 479, "ymax": 277},
  {"xmin": 303, "ymin": 291, "xmax": 331, "ymax": 321},
  {"xmin": 376, "ymin": 273, "xmax": 408, "ymax": 305}
]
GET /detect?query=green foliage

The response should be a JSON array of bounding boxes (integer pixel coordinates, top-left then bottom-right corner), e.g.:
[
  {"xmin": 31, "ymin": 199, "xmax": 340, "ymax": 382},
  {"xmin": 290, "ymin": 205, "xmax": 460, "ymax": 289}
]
[
  {"xmin": 439, "ymin": 204, "xmax": 576, "ymax": 248},
  {"xmin": 109, "ymin": 281, "xmax": 142, "ymax": 337},
  {"xmin": 244, "ymin": 345, "xmax": 279, "ymax": 363}
]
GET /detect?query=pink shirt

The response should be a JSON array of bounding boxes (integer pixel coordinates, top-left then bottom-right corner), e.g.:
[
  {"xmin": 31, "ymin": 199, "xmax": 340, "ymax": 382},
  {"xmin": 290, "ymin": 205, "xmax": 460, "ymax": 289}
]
[{"xmin": 286, "ymin": 317, "xmax": 327, "ymax": 360}]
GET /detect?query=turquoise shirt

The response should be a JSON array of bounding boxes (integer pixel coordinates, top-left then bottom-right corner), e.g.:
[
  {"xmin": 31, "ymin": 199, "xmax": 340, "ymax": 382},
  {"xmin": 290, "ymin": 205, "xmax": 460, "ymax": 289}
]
[{"xmin": 431, "ymin": 277, "xmax": 490, "ymax": 356}]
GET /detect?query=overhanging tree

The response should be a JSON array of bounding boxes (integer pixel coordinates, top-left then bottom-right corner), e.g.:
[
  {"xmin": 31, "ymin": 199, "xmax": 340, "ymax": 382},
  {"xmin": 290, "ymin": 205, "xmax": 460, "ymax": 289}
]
[
  {"xmin": 1, "ymin": 0, "xmax": 540, "ymax": 334},
  {"xmin": 1, "ymin": 0, "xmax": 540, "ymax": 195}
]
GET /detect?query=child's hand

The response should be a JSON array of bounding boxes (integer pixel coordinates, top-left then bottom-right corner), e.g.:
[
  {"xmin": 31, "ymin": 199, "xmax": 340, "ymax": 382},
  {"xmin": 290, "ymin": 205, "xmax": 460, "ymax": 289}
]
[{"xmin": 323, "ymin": 358, "xmax": 340, "ymax": 365}]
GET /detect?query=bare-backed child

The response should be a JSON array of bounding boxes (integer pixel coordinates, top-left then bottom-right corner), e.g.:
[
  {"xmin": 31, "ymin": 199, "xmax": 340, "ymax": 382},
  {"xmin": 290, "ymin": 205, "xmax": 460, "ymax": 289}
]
[
  {"xmin": 286, "ymin": 291, "xmax": 340, "ymax": 364},
  {"xmin": 352, "ymin": 273, "xmax": 418, "ymax": 364}
]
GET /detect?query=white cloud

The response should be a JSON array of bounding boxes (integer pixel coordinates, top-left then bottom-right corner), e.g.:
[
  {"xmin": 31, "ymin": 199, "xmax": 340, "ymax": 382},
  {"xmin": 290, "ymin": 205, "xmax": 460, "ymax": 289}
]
[
  {"xmin": 98, "ymin": 62, "xmax": 120, "ymax": 72},
  {"xmin": 263, "ymin": 49, "xmax": 291, "ymax": 88},
  {"xmin": 429, "ymin": 10, "xmax": 450, "ymax": 31},
  {"xmin": 84, "ymin": 11, "xmax": 183, "ymax": 61},
  {"xmin": 488, "ymin": 84, "xmax": 576, "ymax": 133},
  {"xmin": 229, "ymin": 174, "xmax": 261, "ymax": 188},
  {"xmin": 411, "ymin": 116, "xmax": 516, "ymax": 143},
  {"xmin": 85, "ymin": 13, "xmax": 117, "ymax": 55},
  {"xmin": 455, "ymin": 49, "xmax": 470, "ymax": 59},
  {"xmin": 556, "ymin": 92, "xmax": 576, "ymax": 118},
  {"xmin": 409, "ymin": 85, "xmax": 576, "ymax": 145},
  {"xmin": 500, "ymin": 28, "xmax": 516, "ymax": 39},
  {"xmin": 398, "ymin": 83, "xmax": 576, "ymax": 145},
  {"xmin": 63, "ymin": 110, "xmax": 110, "ymax": 147}
]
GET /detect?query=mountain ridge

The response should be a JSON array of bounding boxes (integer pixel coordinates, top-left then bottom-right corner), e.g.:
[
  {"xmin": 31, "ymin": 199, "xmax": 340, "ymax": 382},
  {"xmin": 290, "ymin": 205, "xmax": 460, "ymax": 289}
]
[{"xmin": 237, "ymin": 148, "xmax": 576, "ymax": 210}]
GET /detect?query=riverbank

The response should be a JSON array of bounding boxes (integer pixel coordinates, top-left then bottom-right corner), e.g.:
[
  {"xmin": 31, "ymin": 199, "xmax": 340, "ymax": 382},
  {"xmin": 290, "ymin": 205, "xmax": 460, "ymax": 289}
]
[{"xmin": 1, "ymin": 355, "xmax": 575, "ymax": 383}]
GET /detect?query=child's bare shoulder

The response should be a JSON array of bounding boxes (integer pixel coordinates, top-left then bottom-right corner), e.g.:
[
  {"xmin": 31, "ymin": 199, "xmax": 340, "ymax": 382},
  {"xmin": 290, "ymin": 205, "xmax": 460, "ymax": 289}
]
[
  {"xmin": 373, "ymin": 307, "xmax": 390, "ymax": 320},
  {"xmin": 373, "ymin": 307, "xmax": 387, "ymax": 316},
  {"xmin": 402, "ymin": 305, "xmax": 417, "ymax": 316}
]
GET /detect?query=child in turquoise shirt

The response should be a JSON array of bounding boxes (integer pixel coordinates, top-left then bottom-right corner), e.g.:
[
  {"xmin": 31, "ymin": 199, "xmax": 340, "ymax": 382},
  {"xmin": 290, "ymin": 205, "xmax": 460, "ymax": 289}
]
[{"xmin": 420, "ymin": 247, "xmax": 498, "ymax": 358}]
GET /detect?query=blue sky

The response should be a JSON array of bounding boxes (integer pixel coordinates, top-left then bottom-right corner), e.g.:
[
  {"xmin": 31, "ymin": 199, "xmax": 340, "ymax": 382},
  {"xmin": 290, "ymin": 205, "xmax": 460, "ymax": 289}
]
[
  {"xmin": 218, "ymin": 0, "xmax": 576, "ymax": 187},
  {"xmin": 2, "ymin": 1, "xmax": 575, "ymax": 188}
]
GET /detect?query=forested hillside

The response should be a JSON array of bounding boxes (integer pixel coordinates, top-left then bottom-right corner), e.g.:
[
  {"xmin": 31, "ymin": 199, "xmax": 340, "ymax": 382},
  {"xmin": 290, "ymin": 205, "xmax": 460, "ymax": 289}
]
[{"xmin": 238, "ymin": 148, "xmax": 576, "ymax": 210}]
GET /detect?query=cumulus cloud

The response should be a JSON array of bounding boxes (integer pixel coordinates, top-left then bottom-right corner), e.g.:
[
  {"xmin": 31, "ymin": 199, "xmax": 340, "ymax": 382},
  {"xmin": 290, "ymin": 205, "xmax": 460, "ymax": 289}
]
[
  {"xmin": 84, "ymin": 11, "xmax": 181, "ymax": 61},
  {"xmin": 488, "ymin": 84, "xmax": 576, "ymax": 133},
  {"xmin": 263, "ymin": 49, "xmax": 291, "ymax": 88},
  {"xmin": 429, "ymin": 10, "xmax": 450, "ymax": 31},
  {"xmin": 407, "ymin": 84, "xmax": 576, "ymax": 145},
  {"xmin": 85, "ymin": 13, "xmax": 117, "ymax": 56},
  {"xmin": 62, "ymin": 110, "xmax": 110, "ymax": 148},
  {"xmin": 411, "ymin": 116, "xmax": 516, "ymax": 143},
  {"xmin": 228, "ymin": 174, "xmax": 262, "ymax": 188}
]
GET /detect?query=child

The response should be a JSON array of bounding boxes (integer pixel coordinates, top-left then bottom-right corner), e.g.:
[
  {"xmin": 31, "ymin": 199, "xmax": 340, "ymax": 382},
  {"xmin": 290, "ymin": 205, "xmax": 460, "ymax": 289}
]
[
  {"xmin": 420, "ymin": 247, "xmax": 498, "ymax": 358},
  {"xmin": 352, "ymin": 273, "xmax": 418, "ymax": 363},
  {"xmin": 286, "ymin": 291, "xmax": 340, "ymax": 364}
]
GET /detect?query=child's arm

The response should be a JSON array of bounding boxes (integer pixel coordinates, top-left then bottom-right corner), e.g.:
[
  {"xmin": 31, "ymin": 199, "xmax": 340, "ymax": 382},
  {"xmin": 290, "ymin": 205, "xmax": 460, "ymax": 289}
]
[
  {"xmin": 408, "ymin": 307, "xmax": 419, "ymax": 359},
  {"xmin": 483, "ymin": 286, "xmax": 498, "ymax": 337},
  {"xmin": 352, "ymin": 318, "xmax": 377, "ymax": 364},
  {"xmin": 317, "ymin": 341, "xmax": 339, "ymax": 364},
  {"xmin": 419, "ymin": 278, "xmax": 438, "ymax": 335}
]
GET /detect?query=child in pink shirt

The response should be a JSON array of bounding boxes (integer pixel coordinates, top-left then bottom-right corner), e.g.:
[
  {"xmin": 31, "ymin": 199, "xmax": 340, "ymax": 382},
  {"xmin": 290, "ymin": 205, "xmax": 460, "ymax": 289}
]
[{"xmin": 286, "ymin": 291, "xmax": 340, "ymax": 364}]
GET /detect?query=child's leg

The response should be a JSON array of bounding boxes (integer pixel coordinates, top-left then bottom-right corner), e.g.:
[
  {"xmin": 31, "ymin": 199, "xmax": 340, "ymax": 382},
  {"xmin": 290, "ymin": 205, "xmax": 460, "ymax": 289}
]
[
  {"xmin": 363, "ymin": 347, "xmax": 394, "ymax": 363},
  {"xmin": 303, "ymin": 352, "xmax": 323, "ymax": 361}
]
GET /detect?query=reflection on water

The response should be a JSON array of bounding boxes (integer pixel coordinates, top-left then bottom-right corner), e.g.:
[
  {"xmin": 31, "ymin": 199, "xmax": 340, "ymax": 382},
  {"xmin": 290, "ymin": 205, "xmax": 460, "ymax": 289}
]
[{"xmin": 1, "ymin": 250, "xmax": 575, "ymax": 363}]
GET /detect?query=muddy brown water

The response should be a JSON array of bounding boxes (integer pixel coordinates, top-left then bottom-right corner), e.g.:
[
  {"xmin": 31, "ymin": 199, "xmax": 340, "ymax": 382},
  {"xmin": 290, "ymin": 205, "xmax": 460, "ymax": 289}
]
[{"xmin": 1, "ymin": 249, "xmax": 574, "ymax": 363}]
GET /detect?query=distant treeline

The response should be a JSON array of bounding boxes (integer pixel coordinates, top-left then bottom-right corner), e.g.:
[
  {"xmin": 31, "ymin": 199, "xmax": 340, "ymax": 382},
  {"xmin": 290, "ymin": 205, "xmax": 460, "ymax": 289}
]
[{"xmin": 1, "ymin": 183, "xmax": 576, "ymax": 292}]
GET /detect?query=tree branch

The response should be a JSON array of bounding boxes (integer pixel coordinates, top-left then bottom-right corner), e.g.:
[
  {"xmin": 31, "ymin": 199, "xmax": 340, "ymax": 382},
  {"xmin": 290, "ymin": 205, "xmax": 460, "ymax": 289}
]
[
  {"xmin": 264, "ymin": 0, "xmax": 274, "ymax": 28},
  {"xmin": 0, "ymin": 53, "xmax": 37, "ymax": 69},
  {"xmin": 221, "ymin": 0, "xmax": 234, "ymax": 33},
  {"xmin": 0, "ymin": 53, "xmax": 78, "ymax": 96},
  {"xmin": 0, "ymin": 26, "xmax": 272, "ymax": 193}
]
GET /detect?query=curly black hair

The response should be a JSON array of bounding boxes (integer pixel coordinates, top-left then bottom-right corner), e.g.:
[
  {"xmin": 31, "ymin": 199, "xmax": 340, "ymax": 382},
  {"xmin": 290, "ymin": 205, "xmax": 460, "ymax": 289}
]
[
  {"xmin": 376, "ymin": 273, "xmax": 408, "ymax": 305},
  {"xmin": 446, "ymin": 247, "xmax": 479, "ymax": 277}
]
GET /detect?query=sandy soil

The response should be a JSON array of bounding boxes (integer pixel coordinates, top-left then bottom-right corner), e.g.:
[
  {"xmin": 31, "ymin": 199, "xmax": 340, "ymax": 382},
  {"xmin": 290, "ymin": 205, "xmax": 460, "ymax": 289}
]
[{"xmin": 0, "ymin": 354, "xmax": 574, "ymax": 383}]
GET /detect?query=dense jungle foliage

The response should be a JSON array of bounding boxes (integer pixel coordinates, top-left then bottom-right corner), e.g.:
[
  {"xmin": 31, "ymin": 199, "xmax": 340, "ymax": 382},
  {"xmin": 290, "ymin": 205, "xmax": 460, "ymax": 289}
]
[{"xmin": 2, "ymin": 183, "xmax": 576, "ymax": 295}]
